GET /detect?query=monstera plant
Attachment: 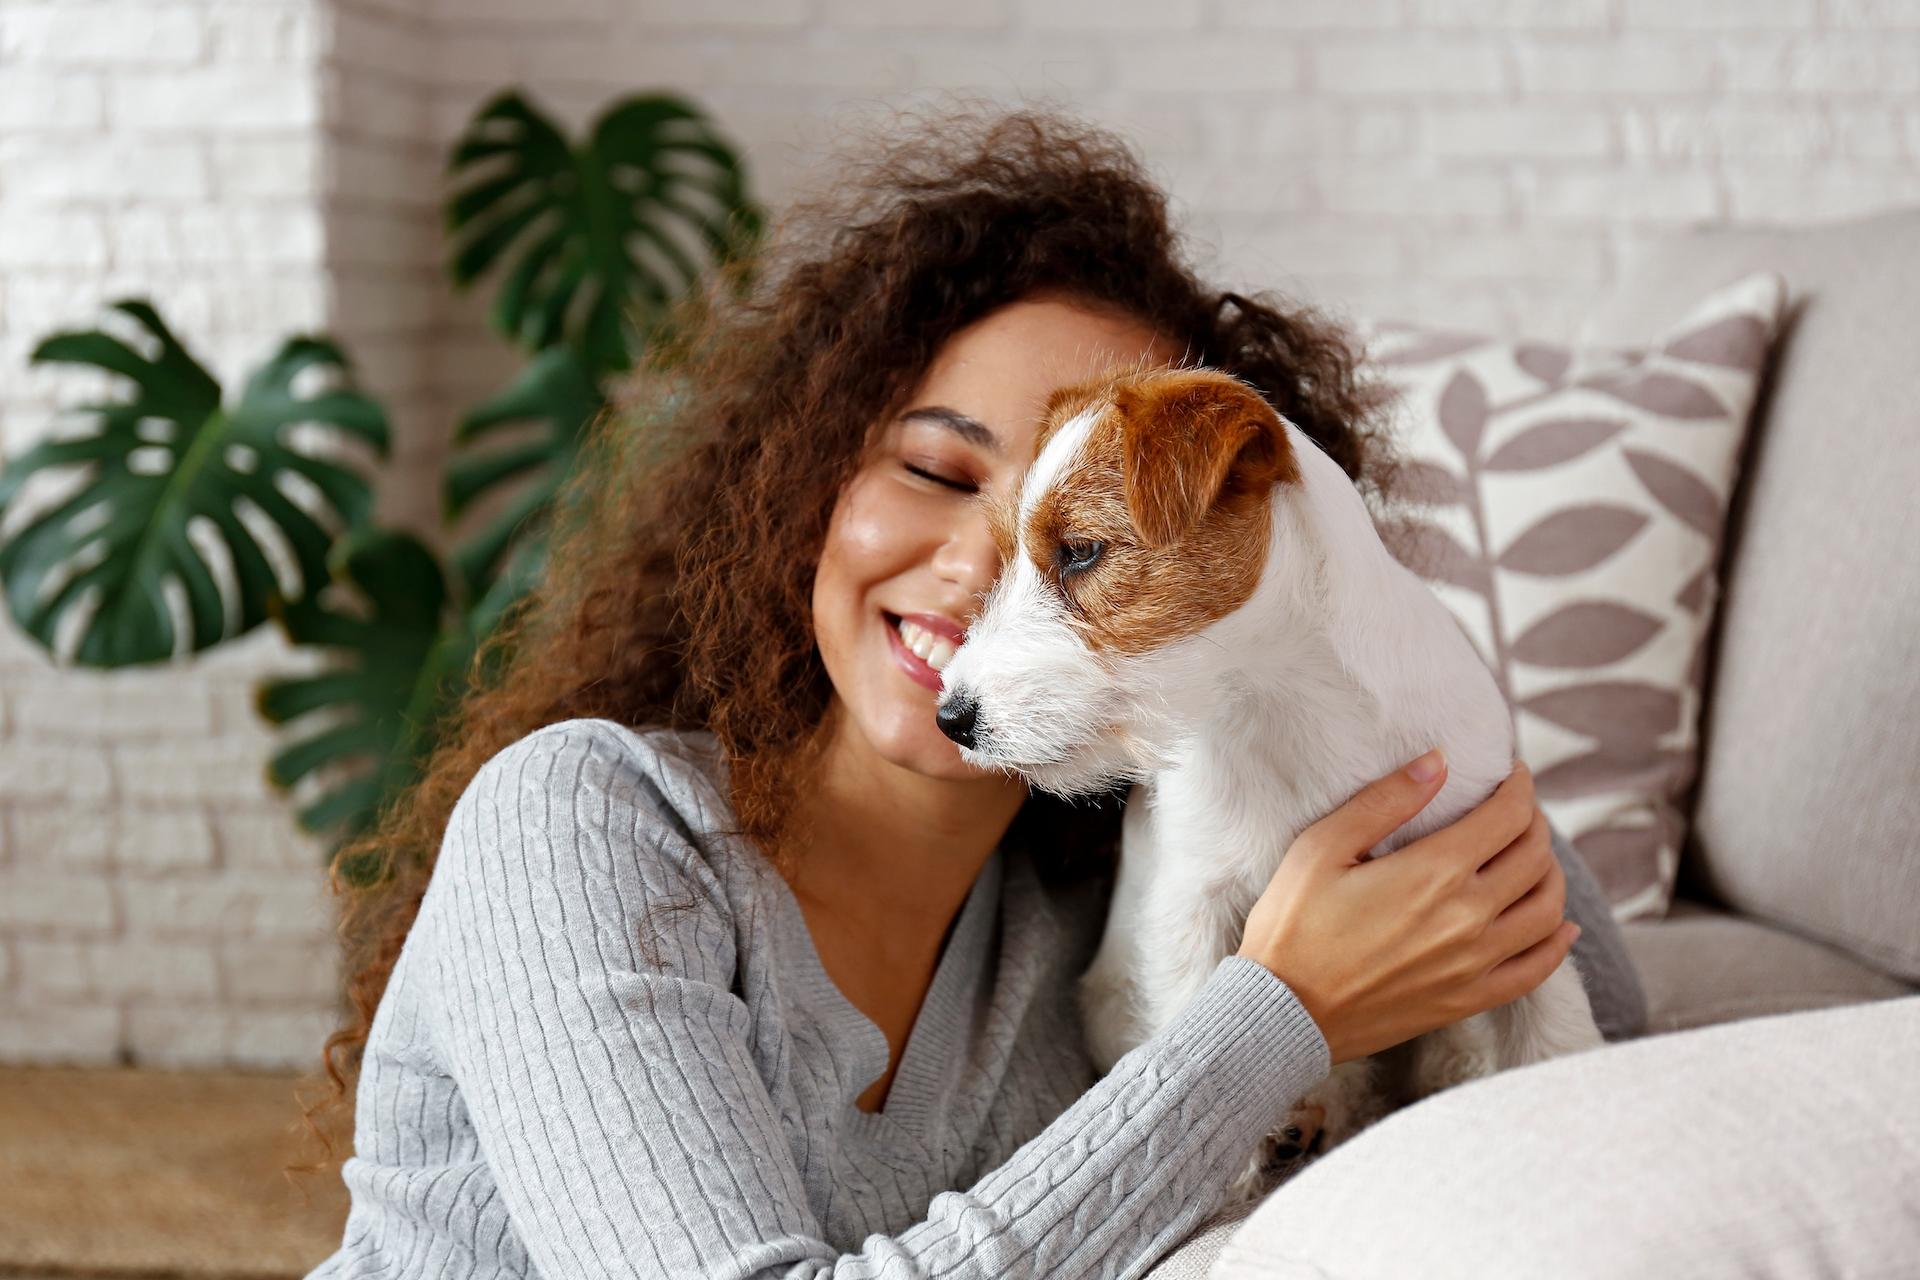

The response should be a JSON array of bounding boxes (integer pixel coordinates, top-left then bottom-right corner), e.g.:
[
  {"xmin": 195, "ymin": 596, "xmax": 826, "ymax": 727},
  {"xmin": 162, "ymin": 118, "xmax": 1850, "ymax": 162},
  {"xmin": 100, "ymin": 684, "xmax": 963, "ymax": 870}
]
[{"xmin": 0, "ymin": 88, "xmax": 763, "ymax": 853}]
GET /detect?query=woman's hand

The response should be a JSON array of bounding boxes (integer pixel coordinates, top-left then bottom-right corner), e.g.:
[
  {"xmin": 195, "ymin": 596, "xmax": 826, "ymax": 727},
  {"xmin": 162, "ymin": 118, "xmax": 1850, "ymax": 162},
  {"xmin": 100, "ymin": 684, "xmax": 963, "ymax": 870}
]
[{"xmin": 1235, "ymin": 750, "xmax": 1576, "ymax": 1066}]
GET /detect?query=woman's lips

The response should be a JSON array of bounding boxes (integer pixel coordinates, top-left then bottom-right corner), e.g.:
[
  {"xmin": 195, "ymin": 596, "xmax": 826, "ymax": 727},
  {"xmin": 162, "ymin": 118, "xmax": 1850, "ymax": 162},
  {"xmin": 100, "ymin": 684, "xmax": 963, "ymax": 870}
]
[{"xmin": 883, "ymin": 612, "xmax": 945, "ymax": 692}]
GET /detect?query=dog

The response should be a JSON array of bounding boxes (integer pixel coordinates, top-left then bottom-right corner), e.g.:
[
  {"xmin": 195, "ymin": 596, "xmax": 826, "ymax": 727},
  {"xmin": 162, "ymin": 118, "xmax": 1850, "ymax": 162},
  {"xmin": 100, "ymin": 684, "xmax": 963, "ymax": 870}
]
[{"xmin": 934, "ymin": 364, "xmax": 1603, "ymax": 1200}]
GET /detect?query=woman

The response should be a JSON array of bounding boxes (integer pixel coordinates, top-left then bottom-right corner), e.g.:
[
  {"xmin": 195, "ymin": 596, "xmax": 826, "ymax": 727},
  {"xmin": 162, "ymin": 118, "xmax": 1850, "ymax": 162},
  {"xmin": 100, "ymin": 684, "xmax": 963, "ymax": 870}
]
[{"xmin": 308, "ymin": 106, "xmax": 1644, "ymax": 1278}]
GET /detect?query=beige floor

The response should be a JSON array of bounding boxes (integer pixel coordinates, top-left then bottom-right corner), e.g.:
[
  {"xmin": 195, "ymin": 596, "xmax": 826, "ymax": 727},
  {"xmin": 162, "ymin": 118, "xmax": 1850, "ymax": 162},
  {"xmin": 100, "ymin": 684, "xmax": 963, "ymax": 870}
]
[{"xmin": 0, "ymin": 1065, "xmax": 350, "ymax": 1278}]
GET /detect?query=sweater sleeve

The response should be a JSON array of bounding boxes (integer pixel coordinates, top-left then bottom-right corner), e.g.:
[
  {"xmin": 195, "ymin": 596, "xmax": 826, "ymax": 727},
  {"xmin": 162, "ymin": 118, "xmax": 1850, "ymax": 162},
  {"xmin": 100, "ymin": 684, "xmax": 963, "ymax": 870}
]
[
  {"xmin": 1548, "ymin": 821, "xmax": 1649, "ymax": 1042},
  {"xmin": 422, "ymin": 718, "xmax": 1331, "ymax": 1280}
]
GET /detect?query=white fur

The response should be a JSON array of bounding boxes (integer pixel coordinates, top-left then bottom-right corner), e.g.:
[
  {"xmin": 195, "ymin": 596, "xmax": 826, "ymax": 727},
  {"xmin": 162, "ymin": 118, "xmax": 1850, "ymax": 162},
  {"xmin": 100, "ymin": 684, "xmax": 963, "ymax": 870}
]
[{"xmin": 938, "ymin": 409, "xmax": 1603, "ymax": 1202}]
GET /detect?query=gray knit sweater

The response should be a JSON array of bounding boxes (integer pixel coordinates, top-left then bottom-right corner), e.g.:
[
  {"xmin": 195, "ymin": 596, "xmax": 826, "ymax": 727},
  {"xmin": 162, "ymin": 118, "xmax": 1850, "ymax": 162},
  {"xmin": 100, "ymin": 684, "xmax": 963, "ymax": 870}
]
[{"xmin": 309, "ymin": 717, "xmax": 1644, "ymax": 1280}]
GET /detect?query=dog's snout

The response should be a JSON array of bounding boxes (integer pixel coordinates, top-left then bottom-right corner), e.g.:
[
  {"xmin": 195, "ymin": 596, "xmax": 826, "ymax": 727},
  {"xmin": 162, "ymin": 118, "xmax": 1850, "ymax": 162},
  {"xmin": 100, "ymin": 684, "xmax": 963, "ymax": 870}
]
[{"xmin": 936, "ymin": 694, "xmax": 979, "ymax": 749}]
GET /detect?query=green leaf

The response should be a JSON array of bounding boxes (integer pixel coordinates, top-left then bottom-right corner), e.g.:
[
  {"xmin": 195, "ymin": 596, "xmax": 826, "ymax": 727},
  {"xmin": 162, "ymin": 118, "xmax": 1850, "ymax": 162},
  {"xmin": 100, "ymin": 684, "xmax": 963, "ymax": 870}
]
[
  {"xmin": 258, "ymin": 527, "xmax": 470, "ymax": 846},
  {"xmin": 444, "ymin": 345, "xmax": 604, "ymax": 597},
  {"xmin": 0, "ymin": 299, "xmax": 389, "ymax": 668},
  {"xmin": 444, "ymin": 89, "xmax": 764, "ymax": 375}
]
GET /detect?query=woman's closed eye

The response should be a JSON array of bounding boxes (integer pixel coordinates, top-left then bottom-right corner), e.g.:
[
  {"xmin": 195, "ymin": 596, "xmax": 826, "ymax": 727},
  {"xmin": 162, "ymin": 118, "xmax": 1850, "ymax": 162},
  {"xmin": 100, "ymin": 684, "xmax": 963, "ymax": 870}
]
[{"xmin": 905, "ymin": 462, "xmax": 977, "ymax": 493}]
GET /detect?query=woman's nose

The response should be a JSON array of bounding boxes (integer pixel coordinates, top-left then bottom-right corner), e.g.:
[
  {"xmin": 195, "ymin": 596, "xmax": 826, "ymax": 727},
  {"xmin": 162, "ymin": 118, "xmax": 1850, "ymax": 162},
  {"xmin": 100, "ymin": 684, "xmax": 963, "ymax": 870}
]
[{"xmin": 930, "ymin": 506, "xmax": 1001, "ymax": 599}]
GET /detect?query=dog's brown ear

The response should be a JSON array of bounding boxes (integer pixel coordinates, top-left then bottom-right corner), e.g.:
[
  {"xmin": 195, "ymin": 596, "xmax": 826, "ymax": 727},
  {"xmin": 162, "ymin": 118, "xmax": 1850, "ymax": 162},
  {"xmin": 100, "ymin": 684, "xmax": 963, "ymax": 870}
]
[{"xmin": 1116, "ymin": 372, "xmax": 1297, "ymax": 547}]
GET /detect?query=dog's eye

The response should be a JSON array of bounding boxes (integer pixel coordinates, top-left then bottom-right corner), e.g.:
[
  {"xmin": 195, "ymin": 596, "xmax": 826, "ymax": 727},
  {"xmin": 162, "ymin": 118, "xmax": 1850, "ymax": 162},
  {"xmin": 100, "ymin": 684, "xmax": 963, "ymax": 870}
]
[{"xmin": 1056, "ymin": 539, "xmax": 1105, "ymax": 577}]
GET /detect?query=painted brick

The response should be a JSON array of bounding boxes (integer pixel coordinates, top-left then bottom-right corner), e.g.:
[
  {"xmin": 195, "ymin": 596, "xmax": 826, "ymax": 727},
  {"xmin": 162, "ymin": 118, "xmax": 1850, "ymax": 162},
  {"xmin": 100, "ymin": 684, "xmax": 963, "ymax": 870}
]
[
  {"xmin": 220, "ymin": 939, "xmax": 340, "ymax": 1002},
  {"xmin": 1026, "ymin": 0, "xmax": 1199, "ymax": 29},
  {"xmin": 1521, "ymin": 170, "xmax": 1723, "ymax": 224},
  {"xmin": 206, "ymin": 7, "xmax": 324, "ymax": 62},
  {"xmin": 821, "ymin": 0, "xmax": 1009, "ymax": 26},
  {"xmin": 8, "ymin": 809, "xmax": 113, "ymax": 871},
  {"xmin": 119, "ymin": 876, "xmax": 334, "ymax": 942},
  {"xmin": 1722, "ymin": 36, "xmax": 1920, "ymax": 95},
  {"xmin": 1829, "ymin": 109, "xmax": 1909, "ymax": 159},
  {"xmin": 1112, "ymin": 40, "xmax": 1301, "ymax": 94},
  {"xmin": 208, "ymin": 137, "xmax": 324, "ymax": 200},
  {"xmin": 623, "ymin": 0, "xmax": 809, "ymax": 26},
  {"xmin": 114, "ymin": 739, "xmax": 280, "ymax": 804},
  {"xmin": 111, "ymin": 207, "xmax": 328, "ymax": 267},
  {"xmin": 0, "ymin": 743, "xmax": 114, "ymax": 804},
  {"xmin": 0, "ymin": 1001, "xmax": 121, "ymax": 1063},
  {"xmin": 1315, "ymin": 170, "xmax": 1511, "ymax": 219},
  {"xmin": 225, "ymin": 1003, "xmax": 336, "ymax": 1069},
  {"xmin": 1312, "ymin": 40, "xmax": 1509, "ymax": 96},
  {"xmin": 1409, "ymin": 0, "xmax": 1611, "ymax": 28},
  {"xmin": 1413, "ymin": 230, "xmax": 1611, "ymax": 283},
  {"xmin": 1827, "ymin": 0, "xmax": 1920, "ymax": 25},
  {"xmin": 1514, "ymin": 39, "xmax": 1718, "ymax": 96},
  {"xmin": 1625, "ymin": 108, "xmax": 1830, "ymax": 159},
  {"xmin": 1621, "ymin": 0, "xmax": 1818, "ymax": 26},
  {"xmin": 0, "ymin": 875, "xmax": 116, "ymax": 932},
  {"xmin": 0, "ymin": 4, "xmax": 206, "ymax": 65},
  {"xmin": 0, "ymin": 212, "xmax": 110, "ymax": 269},
  {"xmin": 1217, "ymin": 0, "xmax": 1402, "ymax": 27},
  {"xmin": 0, "ymin": 138, "xmax": 210, "ymax": 205},
  {"xmin": 1424, "ymin": 107, "xmax": 1614, "ymax": 160},
  {"xmin": 109, "ymin": 70, "xmax": 323, "ymax": 132},
  {"xmin": 0, "ymin": 70, "xmax": 108, "ymax": 132},
  {"xmin": 215, "ymin": 809, "xmax": 329, "ymax": 874},
  {"xmin": 12, "ymin": 675, "xmax": 215, "ymax": 739},
  {"xmin": 1206, "ymin": 104, "xmax": 1415, "ymax": 156},
  {"xmin": 1722, "ymin": 169, "xmax": 1920, "ymax": 220}
]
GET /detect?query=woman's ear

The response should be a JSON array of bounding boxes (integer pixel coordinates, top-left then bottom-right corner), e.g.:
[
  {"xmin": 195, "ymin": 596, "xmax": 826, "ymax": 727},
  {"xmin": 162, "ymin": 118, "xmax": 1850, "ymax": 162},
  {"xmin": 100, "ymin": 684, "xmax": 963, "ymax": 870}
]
[{"xmin": 1115, "ymin": 372, "xmax": 1297, "ymax": 548}]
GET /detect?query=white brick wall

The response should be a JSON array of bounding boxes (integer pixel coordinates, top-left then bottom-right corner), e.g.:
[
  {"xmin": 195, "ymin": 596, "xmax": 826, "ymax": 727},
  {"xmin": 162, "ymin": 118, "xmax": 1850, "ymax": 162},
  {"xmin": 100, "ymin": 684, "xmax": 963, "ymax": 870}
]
[{"xmin": 3, "ymin": 0, "xmax": 1918, "ymax": 1069}]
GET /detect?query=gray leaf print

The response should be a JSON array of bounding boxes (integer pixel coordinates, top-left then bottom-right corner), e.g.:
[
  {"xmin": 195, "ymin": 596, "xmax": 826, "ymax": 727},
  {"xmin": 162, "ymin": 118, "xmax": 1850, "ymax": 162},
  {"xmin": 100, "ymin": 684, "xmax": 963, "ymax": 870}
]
[
  {"xmin": 1483, "ymin": 418, "xmax": 1627, "ymax": 472},
  {"xmin": 1390, "ymin": 458, "xmax": 1470, "ymax": 507},
  {"xmin": 1378, "ymin": 516, "xmax": 1492, "ymax": 595},
  {"xmin": 1675, "ymin": 565, "xmax": 1712, "ymax": 614},
  {"xmin": 1437, "ymin": 369, "xmax": 1489, "ymax": 459},
  {"xmin": 1624, "ymin": 448, "xmax": 1722, "ymax": 539},
  {"xmin": 1497, "ymin": 506, "xmax": 1649, "ymax": 575},
  {"xmin": 1510, "ymin": 600, "xmax": 1664, "ymax": 667},
  {"xmin": 1582, "ymin": 368, "xmax": 1726, "ymax": 420},
  {"xmin": 1519, "ymin": 680, "xmax": 1681, "ymax": 745},
  {"xmin": 1376, "ymin": 331, "xmax": 1489, "ymax": 366},
  {"xmin": 1573, "ymin": 824, "xmax": 1662, "ymax": 902},
  {"xmin": 1662, "ymin": 312, "xmax": 1768, "ymax": 371},
  {"xmin": 1534, "ymin": 745, "xmax": 1692, "ymax": 799},
  {"xmin": 1514, "ymin": 344, "xmax": 1572, "ymax": 385}
]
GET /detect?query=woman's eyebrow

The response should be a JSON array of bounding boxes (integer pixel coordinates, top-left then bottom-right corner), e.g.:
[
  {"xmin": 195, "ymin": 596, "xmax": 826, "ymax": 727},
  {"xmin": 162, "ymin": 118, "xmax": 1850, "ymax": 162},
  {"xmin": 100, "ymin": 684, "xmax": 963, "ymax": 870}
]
[{"xmin": 898, "ymin": 406, "xmax": 1002, "ymax": 454}]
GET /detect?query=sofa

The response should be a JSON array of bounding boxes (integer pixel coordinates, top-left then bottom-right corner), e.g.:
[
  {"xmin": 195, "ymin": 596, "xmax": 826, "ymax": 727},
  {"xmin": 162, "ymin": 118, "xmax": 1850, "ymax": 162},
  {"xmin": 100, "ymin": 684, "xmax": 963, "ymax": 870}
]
[{"xmin": 1149, "ymin": 208, "xmax": 1920, "ymax": 1278}]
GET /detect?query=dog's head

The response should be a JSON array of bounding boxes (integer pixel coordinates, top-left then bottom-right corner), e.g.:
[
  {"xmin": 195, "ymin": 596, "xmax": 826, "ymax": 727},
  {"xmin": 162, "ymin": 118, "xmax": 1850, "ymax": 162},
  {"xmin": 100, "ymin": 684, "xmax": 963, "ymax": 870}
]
[{"xmin": 937, "ymin": 366, "xmax": 1317, "ymax": 795}]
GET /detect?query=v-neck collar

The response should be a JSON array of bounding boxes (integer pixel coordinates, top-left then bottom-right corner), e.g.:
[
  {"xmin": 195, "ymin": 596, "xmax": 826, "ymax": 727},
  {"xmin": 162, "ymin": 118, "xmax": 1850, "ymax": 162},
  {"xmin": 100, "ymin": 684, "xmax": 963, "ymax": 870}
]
[{"xmin": 773, "ymin": 852, "xmax": 1003, "ymax": 1152}]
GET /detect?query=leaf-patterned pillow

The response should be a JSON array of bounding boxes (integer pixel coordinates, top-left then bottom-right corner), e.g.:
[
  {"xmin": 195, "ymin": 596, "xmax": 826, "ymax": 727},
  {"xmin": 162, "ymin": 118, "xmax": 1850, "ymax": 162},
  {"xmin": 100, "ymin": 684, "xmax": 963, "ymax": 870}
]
[{"xmin": 1360, "ymin": 273, "xmax": 1786, "ymax": 921}]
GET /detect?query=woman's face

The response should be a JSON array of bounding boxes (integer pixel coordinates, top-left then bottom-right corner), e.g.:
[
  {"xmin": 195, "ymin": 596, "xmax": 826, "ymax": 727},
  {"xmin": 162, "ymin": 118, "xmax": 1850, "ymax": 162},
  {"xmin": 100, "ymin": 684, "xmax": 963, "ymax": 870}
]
[{"xmin": 811, "ymin": 294, "xmax": 1186, "ymax": 782}]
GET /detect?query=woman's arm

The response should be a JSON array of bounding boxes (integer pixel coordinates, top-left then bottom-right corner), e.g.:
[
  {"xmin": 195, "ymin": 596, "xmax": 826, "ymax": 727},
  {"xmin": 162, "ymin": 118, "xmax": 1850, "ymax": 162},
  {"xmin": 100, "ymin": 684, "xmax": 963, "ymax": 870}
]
[
  {"xmin": 419, "ymin": 719, "xmax": 1330, "ymax": 1280},
  {"xmin": 1546, "ymin": 819, "xmax": 1648, "ymax": 1041}
]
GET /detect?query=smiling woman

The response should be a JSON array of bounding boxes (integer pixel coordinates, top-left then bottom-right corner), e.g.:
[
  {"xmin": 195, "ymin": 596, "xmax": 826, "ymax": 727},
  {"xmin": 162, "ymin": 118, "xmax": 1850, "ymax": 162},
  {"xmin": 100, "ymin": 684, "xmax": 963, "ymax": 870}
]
[{"xmin": 304, "ymin": 103, "xmax": 1644, "ymax": 1279}]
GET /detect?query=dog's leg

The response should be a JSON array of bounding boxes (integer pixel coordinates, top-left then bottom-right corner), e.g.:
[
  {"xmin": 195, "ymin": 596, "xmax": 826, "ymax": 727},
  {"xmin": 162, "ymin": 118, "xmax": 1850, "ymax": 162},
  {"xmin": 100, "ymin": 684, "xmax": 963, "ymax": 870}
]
[{"xmin": 1488, "ymin": 958, "xmax": 1604, "ymax": 1068}]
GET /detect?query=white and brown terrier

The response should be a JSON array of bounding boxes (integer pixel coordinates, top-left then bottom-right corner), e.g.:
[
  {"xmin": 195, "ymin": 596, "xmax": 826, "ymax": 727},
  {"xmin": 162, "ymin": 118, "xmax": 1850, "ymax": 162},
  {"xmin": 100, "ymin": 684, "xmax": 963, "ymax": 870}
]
[{"xmin": 934, "ymin": 365, "xmax": 1602, "ymax": 1199}]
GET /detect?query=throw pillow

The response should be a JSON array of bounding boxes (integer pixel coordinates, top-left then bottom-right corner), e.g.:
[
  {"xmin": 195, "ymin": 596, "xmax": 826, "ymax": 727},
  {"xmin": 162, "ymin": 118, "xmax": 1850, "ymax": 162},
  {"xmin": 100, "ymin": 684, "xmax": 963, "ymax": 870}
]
[{"xmin": 1357, "ymin": 273, "xmax": 1786, "ymax": 920}]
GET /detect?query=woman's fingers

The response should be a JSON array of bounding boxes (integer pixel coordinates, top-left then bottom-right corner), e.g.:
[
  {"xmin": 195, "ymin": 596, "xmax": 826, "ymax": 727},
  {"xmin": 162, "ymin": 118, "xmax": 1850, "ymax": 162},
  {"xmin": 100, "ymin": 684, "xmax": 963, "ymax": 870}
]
[
  {"xmin": 1297, "ymin": 747, "xmax": 1450, "ymax": 865},
  {"xmin": 1477, "ymin": 917, "xmax": 1580, "ymax": 1007},
  {"xmin": 1396, "ymin": 761, "xmax": 1537, "ymax": 881},
  {"xmin": 1478, "ymin": 853, "xmax": 1567, "ymax": 965},
  {"xmin": 1472, "ymin": 805, "xmax": 1555, "ymax": 914}
]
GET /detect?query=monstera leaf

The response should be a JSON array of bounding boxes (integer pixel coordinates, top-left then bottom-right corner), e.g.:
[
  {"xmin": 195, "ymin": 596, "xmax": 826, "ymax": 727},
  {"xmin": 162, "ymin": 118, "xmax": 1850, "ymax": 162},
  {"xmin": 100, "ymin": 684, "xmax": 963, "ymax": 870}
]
[
  {"xmin": 444, "ymin": 345, "xmax": 604, "ymax": 597},
  {"xmin": 258, "ymin": 527, "xmax": 475, "ymax": 848},
  {"xmin": 446, "ymin": 89, "xmax": 764, "ymax": 375},
  {"xmin": 0, "ymin": 300, "xmax": 388, "ymax": 667}
]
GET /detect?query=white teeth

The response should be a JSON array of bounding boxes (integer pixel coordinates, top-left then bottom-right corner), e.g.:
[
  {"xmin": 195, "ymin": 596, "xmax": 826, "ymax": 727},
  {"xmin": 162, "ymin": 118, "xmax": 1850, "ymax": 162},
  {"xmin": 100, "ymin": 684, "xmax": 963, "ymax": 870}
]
[{"xmin": 895, "ymin": 617, "xmax": 958, "ymax": 671}]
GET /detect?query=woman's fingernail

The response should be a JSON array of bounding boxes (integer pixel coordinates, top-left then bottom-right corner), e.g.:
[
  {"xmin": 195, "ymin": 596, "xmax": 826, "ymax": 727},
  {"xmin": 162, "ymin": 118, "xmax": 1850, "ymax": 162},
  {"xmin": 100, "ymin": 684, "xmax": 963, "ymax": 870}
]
[
  {"xmin": 1407, "ymin": 748, "xmax": 1444, "ymax": 782},
  {"xmin": 1568, "ymin": 924, "xmax": 1583, "ymax": 941}
]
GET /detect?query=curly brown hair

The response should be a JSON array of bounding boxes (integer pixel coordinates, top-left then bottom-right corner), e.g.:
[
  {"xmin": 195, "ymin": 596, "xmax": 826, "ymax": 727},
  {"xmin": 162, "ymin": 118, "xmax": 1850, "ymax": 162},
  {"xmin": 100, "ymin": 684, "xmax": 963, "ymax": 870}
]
[{"xmin": 308, "ymin": 100, "xmax": 1399, "ymax": 1145}]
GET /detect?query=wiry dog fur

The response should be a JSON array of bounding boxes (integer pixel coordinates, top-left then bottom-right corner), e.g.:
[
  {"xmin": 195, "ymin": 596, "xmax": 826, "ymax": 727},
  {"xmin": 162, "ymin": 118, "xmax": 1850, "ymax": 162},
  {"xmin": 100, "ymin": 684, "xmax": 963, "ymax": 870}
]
[{"xmin": 937, "ymin": 364, "xmax": 1602, "ymax": 1201}]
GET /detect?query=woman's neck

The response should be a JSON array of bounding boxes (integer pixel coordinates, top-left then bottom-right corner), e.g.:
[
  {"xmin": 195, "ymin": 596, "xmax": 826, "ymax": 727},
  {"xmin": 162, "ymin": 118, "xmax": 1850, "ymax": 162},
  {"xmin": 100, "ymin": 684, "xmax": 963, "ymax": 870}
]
[{"xmin": 784, "ymin": 708, "xmax": 1027, "ymax": 950}]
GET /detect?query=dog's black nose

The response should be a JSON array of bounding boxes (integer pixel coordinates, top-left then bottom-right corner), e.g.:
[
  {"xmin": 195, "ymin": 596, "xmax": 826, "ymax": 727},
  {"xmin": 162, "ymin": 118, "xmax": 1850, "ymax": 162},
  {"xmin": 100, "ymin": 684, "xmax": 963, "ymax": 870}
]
[{"xmin": 936, "ymin": 695, "xmax": 979, "ymax": 749}]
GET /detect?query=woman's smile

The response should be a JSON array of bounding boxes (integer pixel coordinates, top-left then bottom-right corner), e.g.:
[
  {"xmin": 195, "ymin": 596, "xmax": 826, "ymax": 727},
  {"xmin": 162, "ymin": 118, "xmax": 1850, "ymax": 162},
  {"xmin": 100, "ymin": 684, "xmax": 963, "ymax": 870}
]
[{"xmin": 882, "ymin": 610, "xmax": 964, "ymax": 692}]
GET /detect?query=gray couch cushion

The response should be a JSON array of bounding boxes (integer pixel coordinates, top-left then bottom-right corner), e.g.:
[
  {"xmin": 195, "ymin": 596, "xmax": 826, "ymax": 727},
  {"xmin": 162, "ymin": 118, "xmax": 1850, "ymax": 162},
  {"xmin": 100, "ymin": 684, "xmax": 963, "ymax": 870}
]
[
  {"xmin": 1580, "ymin": 209, "xmax": 1920, "ymax": 982},
  {"xmin": 1214, "ymin": 995, "xmax": 1920, "ymax": 1280},
  {"xmin": 1623, "ymin": 898, "xmax": 1915, "ymax": 1033}
]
